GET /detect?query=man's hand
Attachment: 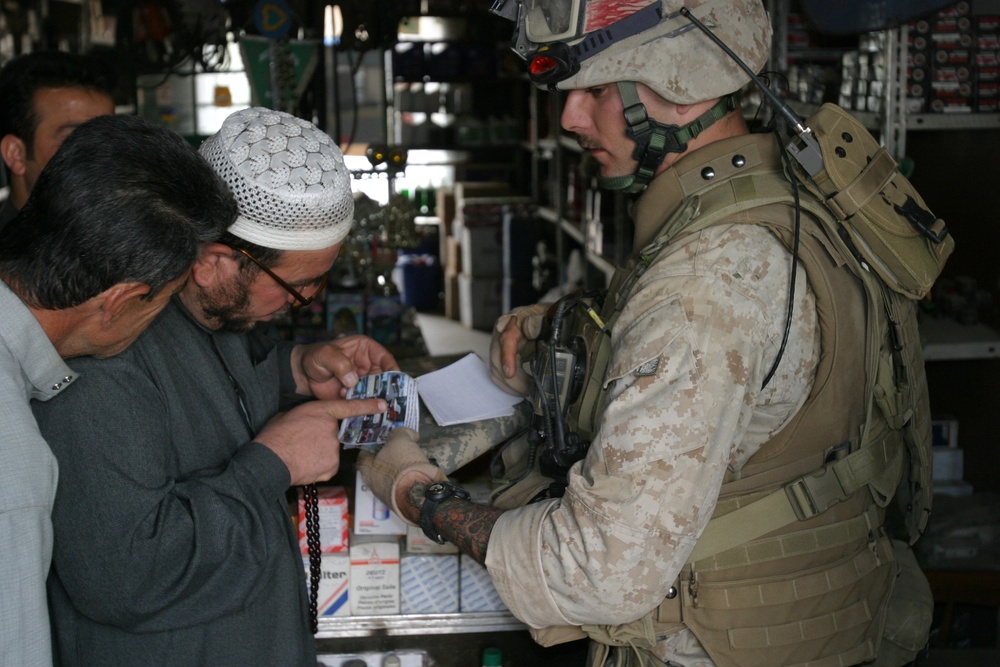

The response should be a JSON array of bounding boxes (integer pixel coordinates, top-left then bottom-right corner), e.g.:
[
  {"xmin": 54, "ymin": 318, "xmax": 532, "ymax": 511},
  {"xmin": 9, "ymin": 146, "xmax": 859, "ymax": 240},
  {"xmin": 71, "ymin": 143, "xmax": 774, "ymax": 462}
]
[
  {"xmin": 489, "ymin": 303, "xmax": 550, "ymax": 396},
  {"xmin": 355, "ymin": 427, "xmax": 446, "ymax": 525},
  {"xmin": 255, "ymin": 397, "xmax": 386, "ymax": 486},
  {"xmin": 291, "ymin": 335, "xmax": 399, "ymax": 399}
]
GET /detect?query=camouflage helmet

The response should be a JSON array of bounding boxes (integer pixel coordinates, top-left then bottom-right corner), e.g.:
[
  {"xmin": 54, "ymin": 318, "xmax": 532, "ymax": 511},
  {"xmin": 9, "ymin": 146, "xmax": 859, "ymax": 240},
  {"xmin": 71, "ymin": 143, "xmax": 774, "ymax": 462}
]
[{"xmin": 499, "ymin": 0, "xmax": 773, "ymax": 105}]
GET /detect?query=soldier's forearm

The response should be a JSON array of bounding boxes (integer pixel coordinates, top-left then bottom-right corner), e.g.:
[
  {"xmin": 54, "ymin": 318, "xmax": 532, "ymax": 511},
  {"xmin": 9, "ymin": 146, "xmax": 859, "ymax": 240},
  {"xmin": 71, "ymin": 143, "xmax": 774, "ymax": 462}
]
[{"xmin": 407, "ymin": 483, "xmax": 505, "ymax": 566}]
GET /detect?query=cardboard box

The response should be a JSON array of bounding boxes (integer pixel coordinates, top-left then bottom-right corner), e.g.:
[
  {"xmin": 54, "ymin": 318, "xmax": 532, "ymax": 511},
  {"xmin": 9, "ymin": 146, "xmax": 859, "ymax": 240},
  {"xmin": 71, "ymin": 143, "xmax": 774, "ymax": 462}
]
[
  {"xmin": 405, "ymin": 524, "xmax": 459, "ymax": 554},
  {"xmin": 933, "ymin": 447, "xmax": 965, "ymax": 482},
  {"xmin": 459, "ymin": 555, "xmax": 507, "ymax": 612},
  {"xmin": 304, "ymin": 554, "xmax": 350, "ymax": 618},
  {"xmin": 354, "ymin": 470, "xmax": 408, "ymax": 535},
  {"xmin": 444, "ymin": 234, "xmax": 462, "ymax": 274},
  {"xmin": 350, "ymin": 535, "xmax": 401, "ymax": 615},
  {"xmin": 453, "ymin": 181, "xmax": 513, "ymax": 208},
  {"xmin": 444, "ymin": 270, "xmax": 461, "ymax": 321},
  {"xmin": 298, "ymin": 486, "xmax": 349, "ymax": 554},
  {"xmin": 458, "ymin": 274, "xmax": 503, "ymax": 331},
  {"xmin": 400, "ymin": 553, "xmax": 459, "ymax": 614},
  {"xmin": 461, "ymin": 224, "xmax": 504, "ymax": 278}
]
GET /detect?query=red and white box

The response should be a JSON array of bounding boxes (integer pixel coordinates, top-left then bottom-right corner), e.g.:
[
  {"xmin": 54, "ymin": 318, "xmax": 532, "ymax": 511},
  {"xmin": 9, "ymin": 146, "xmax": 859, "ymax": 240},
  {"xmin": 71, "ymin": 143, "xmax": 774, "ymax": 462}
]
[
  {"xmin": 303, "ymin": 554, "xmax": 351, "ymax": 618},
  {"xmin": 298, "ymin": 486, "xmax": 349, "ymax": 554}
]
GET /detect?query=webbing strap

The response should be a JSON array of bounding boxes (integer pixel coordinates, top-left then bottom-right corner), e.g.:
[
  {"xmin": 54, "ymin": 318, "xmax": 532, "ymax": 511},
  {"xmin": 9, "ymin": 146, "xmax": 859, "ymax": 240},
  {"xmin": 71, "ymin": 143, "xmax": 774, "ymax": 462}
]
[
  {"xmin": 691, "ymin": 503, "xmax": 881, "ymax": 572},
  {"xmin": 728, "ymin": 600, "xmax": 874, "ymax": 649},
  {"xmin": 828, "ymin": 148, "xmax": 897, "ymax": 220},
  {"xmin": 692, "ymin": 536, "xmax": 891, "ymax": 609},
  {"xmin": 687, "ymin": 439, "xmax": 899, "ymax": 564}
]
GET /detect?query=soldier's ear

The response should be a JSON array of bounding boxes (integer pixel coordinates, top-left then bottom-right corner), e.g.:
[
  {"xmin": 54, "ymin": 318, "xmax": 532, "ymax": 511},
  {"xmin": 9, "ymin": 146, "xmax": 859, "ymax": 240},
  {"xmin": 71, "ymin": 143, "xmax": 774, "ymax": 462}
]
[{"xmin": 0, "ymin": 134, "xmax": 28, "ymax": 175}]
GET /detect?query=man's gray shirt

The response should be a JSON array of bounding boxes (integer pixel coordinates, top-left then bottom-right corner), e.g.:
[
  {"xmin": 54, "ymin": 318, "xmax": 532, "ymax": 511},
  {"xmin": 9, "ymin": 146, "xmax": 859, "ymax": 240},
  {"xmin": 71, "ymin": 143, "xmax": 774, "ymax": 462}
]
[{"xmin": 0, "ymin": 281, "xmax": 77, "ymax": 667}]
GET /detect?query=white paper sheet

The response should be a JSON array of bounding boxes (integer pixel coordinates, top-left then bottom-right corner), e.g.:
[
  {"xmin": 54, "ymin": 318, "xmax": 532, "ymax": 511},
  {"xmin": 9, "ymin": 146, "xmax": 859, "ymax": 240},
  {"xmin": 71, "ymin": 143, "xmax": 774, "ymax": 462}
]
[{"xmin": 416, "ymin": 353, "xmax": 521, "ymax": 426}]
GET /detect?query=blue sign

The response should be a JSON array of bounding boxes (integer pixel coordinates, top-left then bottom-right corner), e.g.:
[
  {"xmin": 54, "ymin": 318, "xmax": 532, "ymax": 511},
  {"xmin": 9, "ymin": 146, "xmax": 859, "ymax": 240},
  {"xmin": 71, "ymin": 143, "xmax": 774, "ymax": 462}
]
[{"xmin": 253, "ymin": 0, "xmax": 293, "ymax": 40}]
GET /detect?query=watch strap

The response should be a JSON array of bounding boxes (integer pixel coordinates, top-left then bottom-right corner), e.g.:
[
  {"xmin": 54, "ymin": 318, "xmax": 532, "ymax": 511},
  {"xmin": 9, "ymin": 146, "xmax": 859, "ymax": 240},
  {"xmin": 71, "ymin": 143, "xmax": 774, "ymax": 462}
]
[{"xmin": 419, "ymin": 481, "xmax": 470, "ymax": 544}]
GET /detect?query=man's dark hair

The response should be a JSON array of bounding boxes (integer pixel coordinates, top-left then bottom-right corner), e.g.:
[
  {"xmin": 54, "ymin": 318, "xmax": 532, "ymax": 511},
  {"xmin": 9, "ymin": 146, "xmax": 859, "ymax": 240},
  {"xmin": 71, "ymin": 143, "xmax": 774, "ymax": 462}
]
[
  {"xmin": 0, "ymin": 51, "xmax": 117, "ymax": 156},
  {"xmin": 0, "ymin": 114, "xmax": 238, "ymax": 309}
]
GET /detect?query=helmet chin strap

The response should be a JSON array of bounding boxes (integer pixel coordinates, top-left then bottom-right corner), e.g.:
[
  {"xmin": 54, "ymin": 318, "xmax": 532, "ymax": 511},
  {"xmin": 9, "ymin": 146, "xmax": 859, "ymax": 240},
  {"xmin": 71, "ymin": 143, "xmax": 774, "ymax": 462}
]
[{"xmin": 599, "ymin": 83, "xmax": 740, "ymax": 193}]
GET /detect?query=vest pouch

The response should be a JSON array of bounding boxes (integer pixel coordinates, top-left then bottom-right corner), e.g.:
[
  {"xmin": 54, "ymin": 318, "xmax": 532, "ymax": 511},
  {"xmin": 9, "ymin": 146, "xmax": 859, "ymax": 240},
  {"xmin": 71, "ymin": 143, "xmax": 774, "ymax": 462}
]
[
  {"xmin": 870, "ymin": 540, "xmax": 933, "ymax": 667},
  {"xmin": 528, "ymin": 624, "xmax": 588, "ymax": 647},
  {"xmin": 795, "ymin": 103, "xmax": 954, "ymax": 300},
  {"xmin": 680, "ymin": 534, "xmax": 895, "ymax": 667}
]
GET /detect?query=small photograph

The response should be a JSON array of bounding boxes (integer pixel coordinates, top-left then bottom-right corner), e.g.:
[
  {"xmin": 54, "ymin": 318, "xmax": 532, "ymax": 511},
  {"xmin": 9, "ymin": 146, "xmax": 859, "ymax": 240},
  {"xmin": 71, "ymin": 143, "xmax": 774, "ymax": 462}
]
[{"xmin": 338, "ymin": 371, "xmax": 419, "ymax": 448}]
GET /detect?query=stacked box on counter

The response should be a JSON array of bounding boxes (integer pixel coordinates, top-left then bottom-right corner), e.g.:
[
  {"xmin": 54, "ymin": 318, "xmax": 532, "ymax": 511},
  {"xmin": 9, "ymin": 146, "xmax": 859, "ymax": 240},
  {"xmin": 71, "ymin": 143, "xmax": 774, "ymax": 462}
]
[
  {"xmin": 441, "ymin": 182, "xmax": 514, "ymax": 322},
  {"xmin": 304, "ymin": 554, "xmax": 351, "ymax": 619},
  {"xmin": 298, "ymin": 486, "xmax": 350, "ymax": 555},
  {"xmin": 928, "ymin": 1, "xmax": 975, "ymax": 113},
  {"xmin": 350, "ymin": 534, "xmax": 401, "ymax": 615},
  {"xmin": 908, "ymin": 18, "xmax": 933, "ymax": 112},
  {"xmin": 400, "ymin": 553, "xmax": 460, "ymax": 614},
  {"xmin": 298, "ymin": 486, "xmax": 351, "ymax": 618},
  {"xmin": 908, "ymin": 0, "xmax": 1000, "ymax": 113},
  {"xmin": 974, "ymin": 12, "xmax": 1000, "ymax": 111},
  {"xmin": 453, "ymin": 192, "xmax": 532, "ymax": 331},
  {"xmin": 296, "ymin": 481, "xmax": 512, "ymax": 621}
]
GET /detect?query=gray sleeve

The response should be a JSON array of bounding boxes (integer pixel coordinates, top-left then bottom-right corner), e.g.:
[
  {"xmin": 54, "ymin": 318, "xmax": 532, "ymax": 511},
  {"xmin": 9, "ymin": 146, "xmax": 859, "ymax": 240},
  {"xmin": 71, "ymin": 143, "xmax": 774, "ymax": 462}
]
[{"xmin": 33, "ymin": 355, "xmax": 293, "ymax": 633}]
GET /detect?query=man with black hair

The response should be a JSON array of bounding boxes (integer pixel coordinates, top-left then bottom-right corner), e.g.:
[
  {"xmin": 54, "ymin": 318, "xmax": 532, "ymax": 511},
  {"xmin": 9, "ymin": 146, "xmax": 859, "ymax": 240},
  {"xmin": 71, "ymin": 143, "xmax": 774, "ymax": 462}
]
[
  {"xmin": 0, "ymin": 113, "xmax": 236, "ymax": 667},
  {"xmin": 0, "ymin": 51, "xmax": 115, "ymax": 230}
]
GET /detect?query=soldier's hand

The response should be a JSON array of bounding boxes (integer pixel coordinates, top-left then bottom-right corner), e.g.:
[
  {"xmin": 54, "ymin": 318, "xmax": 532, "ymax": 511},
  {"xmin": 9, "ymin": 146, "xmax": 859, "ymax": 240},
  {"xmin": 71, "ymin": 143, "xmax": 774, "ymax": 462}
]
[
  {"xmin": 256, "ymin": 397, "xmax": 386, "ymax": 486},
  {"xmin": 356, "ymin": 427, "xmax": 447, "ymax": 525},
  {"xmin": 490, "ymin": 302, "xmax": 550, "ymax": 396}
]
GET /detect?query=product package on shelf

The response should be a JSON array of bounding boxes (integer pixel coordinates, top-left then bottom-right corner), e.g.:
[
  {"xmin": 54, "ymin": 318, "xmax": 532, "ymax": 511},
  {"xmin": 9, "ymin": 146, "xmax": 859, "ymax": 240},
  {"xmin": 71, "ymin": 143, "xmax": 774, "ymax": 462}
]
[
  {"xmin": 350, "ymin": 535, "xmax": 401, "ymax": 616},
  {"xmin": 298, "ymin": 486, "xmax": 349, "ymax": 554},
  {"xmin": 304, "ymin": 554, "xmax": 351, "ymax": 619},
  {"xmin": 400, "ymin": 552, "xmax": 460, "ymax": 614}
]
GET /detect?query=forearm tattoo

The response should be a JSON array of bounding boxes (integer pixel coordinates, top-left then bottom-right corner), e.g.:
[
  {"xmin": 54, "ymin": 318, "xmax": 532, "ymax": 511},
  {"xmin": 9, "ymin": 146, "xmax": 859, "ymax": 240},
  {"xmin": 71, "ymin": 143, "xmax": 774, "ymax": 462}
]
[{"xmin": 406, "ymin": 483, "xmax": 505, "ymax": 566}]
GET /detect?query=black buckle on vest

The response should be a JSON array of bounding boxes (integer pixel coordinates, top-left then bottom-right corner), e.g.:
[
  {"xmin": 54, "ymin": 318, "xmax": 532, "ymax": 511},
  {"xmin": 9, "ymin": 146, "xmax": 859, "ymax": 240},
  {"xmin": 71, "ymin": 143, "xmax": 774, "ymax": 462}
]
[{"xmin": 894, "ymin": 196, "xmax": 949, "ymax": 244}]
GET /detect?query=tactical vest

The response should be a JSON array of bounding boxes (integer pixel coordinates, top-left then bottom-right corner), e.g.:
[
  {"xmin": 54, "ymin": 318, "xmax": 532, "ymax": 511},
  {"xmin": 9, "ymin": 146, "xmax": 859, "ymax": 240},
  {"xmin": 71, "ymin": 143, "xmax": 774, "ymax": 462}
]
[{"xmin": 533, "ymin": 162, "xmax": 933, "ymax": 667}]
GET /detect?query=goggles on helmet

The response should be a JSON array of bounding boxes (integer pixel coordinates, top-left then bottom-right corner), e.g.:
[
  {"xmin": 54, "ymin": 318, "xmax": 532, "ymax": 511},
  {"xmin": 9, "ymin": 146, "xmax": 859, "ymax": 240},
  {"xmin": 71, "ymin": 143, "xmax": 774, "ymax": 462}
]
[{"xmin": 491, "ymin": 0, "xmax": 677, "ymax": 88}]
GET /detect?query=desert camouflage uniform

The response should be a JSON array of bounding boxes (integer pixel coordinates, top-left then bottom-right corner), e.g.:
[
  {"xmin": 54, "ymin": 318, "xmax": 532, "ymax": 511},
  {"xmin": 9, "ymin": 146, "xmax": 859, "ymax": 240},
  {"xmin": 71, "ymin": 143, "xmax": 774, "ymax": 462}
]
[{"xmin": 485, "ymin": 133, "xmax": 821, "ymax": 666}]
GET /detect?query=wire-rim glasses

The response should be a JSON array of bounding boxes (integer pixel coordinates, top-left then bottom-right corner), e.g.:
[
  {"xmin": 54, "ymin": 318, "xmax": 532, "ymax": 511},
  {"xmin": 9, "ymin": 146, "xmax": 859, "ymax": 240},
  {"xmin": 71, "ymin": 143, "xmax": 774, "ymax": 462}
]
[{"xmin": 234, "ymin": 247, "xmax": 328, "ymax": 311}]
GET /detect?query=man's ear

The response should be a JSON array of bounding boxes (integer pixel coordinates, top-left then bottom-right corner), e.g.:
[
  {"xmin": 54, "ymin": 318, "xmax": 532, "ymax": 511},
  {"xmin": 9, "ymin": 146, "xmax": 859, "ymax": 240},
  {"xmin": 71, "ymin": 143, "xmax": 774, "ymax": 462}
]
[
  {"xmin": 97, "ymin": 282, "xmax": 153, "ymax": 325},
  {"xmin": 1, "ymin": 134, "xmax": 28, "ymax": 174},
  {"xmin": 190, "ymin": 242, "xmax": 238, "ymax": 288}
]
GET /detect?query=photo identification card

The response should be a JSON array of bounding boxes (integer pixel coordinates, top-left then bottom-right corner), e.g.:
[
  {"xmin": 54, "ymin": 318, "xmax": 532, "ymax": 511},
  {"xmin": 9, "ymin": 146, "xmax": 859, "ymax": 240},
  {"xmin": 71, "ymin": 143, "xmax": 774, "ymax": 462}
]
[{"xmin": 338, "ymin": 371, "xmax": 419, "ymax": 448}]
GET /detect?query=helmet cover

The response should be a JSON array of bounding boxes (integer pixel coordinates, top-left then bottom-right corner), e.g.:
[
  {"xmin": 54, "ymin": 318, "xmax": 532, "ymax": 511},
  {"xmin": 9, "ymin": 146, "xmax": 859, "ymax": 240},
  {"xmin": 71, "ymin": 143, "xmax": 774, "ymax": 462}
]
[
  {"xmin": 199, "ymin": 107, "xmax": 354, "ymax": 250},
  {"xmin": 551, "ymin": 0, "xmax": 772, "ymax": 105}
]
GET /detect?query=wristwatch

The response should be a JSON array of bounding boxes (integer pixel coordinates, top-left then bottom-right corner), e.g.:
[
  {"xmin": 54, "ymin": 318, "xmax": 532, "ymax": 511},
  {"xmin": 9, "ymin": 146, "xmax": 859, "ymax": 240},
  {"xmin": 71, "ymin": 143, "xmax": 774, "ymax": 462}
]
[{"xmin": 419, "ymin": 481, "xmax": 470, "ymax": 544}]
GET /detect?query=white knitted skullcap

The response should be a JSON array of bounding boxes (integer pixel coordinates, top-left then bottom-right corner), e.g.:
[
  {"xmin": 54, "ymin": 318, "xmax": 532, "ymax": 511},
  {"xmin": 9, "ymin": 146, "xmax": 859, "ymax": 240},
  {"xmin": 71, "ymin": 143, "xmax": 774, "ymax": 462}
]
[{"xmin": 199, "ymin": 107, "xmax": 354, "ymax": 250}]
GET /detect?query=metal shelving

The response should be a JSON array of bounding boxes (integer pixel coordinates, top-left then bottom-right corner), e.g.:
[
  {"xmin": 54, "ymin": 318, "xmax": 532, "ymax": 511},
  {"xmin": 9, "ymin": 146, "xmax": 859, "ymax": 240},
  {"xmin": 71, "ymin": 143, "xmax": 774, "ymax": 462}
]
[
  {"xmin": 316, "ymin": 611, "xmax": 525, "ymax": 639},
  {"xmin": 921, "ymin": 319, "xmax": 1000, "ymax": 362}
]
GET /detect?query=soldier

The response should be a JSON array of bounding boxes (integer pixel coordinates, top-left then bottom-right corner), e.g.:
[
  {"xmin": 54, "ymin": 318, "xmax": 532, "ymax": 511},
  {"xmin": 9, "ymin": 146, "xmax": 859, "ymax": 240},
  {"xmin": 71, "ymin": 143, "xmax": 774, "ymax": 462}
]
[{"xmin": 360, "ymin": 1, "xmax": 937, "ymax": 666}]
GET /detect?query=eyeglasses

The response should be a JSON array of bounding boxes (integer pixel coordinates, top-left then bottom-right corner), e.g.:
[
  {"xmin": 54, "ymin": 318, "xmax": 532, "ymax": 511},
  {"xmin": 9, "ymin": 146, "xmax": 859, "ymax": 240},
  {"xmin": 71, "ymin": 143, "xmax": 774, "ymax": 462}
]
[{"xmin": 234, "ymin": 247, "xmax": 328, "ymax": 310}]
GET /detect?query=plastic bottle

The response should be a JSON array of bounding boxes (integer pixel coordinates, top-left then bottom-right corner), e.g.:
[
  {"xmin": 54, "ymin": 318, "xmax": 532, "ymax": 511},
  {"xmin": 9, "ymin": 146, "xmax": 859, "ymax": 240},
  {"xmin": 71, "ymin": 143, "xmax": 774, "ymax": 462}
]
[{"xmin": 481, "ymin": 646, "xmax": 502, "ymax": 667}]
